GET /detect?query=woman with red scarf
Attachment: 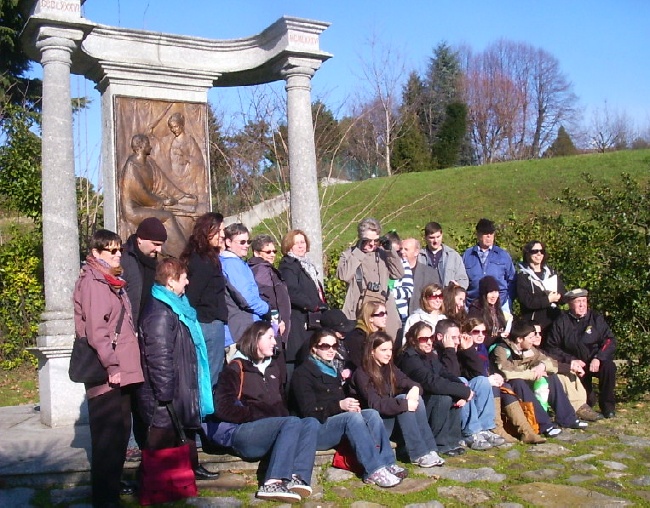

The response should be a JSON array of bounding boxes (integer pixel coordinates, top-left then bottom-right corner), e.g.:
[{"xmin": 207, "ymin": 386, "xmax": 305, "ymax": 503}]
[{"xmin": 73, "ymin": 229, "xmax": 143, "ymax": 508}]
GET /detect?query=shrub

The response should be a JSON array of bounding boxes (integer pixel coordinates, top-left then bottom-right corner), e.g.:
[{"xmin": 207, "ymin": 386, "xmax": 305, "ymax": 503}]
[{"xmin": 0, "ymin": 227, "xmax": 44, "ymax": 369}]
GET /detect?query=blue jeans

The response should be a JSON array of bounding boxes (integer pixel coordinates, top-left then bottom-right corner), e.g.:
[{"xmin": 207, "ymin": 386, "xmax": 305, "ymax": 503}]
[
  {"xmin": 316, "ymin": 409, "xmax": 395, "ymax": 478},
  {"xmin": 231, "ymin": 416, "xmax": 319, "ymax": 483},
  {"xmin": 460, "ymin": 376, "xmax": 495, "ymax": 436},
  {"xmin": 200, "ymin": 319, "xmax": 226, "ymax": 389},
  {"xmin": 382, "ymin": 395, "xmax": 438, "ymax": 461}
]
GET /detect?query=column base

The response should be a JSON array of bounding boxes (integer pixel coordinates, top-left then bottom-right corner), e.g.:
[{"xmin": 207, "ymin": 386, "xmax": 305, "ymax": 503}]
[{"xmin": 28, "ymin": 344, "xmax": 87, "ymax": 427}]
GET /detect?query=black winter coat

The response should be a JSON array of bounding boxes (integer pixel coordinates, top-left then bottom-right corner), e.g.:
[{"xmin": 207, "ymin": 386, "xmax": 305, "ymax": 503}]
[
  {"xmin": 214, "ymin": 355, "xmax": 289, "ymax": 424},
  {"xmin": 291, "ymin": 358, "xmax": 347, "ymax": 423},
  {"xmin": 396, "ymin": 347, "xmax": 471, "ymax": 400},
  {"xmin": 137, "ymin": 297, "xmax": 201, "ymax": 430},
  {"xmin": 248, "ymin": 256, "xmax": 292, "ymax": 343},
  {"xmin": 545, "ymin": 310, "xmax": 616, "ymax": 364},
  {"xmin": 350, "ymin": 363, "xmax": 420, "ymax": 417},
  {"xmin": 185, "ymin": 251, "xmax": 228, "ymax": 323},
  {"xmin": 278, "ymin": 255, "xmax": 326, "ymax": 362}
]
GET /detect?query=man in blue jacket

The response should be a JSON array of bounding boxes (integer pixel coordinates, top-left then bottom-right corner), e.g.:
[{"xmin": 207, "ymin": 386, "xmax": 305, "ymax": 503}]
[
  {"xmin": 220, "ymin": 223, "xmax": 269, "ymax": 359},
  {"xmin": 462, "ymin": 219, "xmax": 516, "ymax": 312}
]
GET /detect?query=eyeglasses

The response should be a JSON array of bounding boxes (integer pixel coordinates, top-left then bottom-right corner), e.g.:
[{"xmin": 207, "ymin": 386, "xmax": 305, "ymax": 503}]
[
  {"xmin": 315, "ymin": 343, "xmax": 338, "ymax": 351},
  {"xmin": 261, "ymin": 249, "xmax": 277, "ymax": 254},
  {"xmin": 237, "ymin": 240, "xmax": 252, "ymax": 245},
  {"xmin": 417, "ymin": 335, "xmax": 433, "ymax": 343},
  {"xmin": 471, "ymin": 329, "xmax": 487, "ymax": 336},
  {"xmin": 103, "ymin": 247, "xmax": 123, "ymax": 255},
  {"xmin": 427, "ymin": 293, "xmax": 443, "ymax": 299},
  {"xmin": 362, "ymin": 238, "xmax": 380, "ymax": 245},
  {"xmin": 371, "ymin": 311, "xmax": 387, "ymax": 317},
  {"xmin": 529, "ymin": 249, "xmax": 545, "ymax": 255}
]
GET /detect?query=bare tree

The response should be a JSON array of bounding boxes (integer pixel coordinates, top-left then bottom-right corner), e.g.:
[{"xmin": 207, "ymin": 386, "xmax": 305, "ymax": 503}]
[
  {"xmin": 589, "ymin": 102, "xmax": 633, "ymax": 153},
  {"xmin": 352, "ymin": 34, "xmax": 409, "ymax": 176}
]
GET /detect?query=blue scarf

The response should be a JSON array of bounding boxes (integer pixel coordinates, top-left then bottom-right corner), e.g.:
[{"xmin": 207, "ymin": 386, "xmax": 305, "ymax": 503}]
[
  {"xmin": 309, "ymin": 354, "xmax": 338, "ymax": 378},
  {"xmin": 151, "ymin": 284, "xmax": 214, "ymax": 418}
]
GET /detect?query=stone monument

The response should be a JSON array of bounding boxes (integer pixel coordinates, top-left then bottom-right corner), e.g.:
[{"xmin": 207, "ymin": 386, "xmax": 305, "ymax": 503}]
[{"xmin": 22, "ymin": 0, "xmax": 331, "ymax": 426}]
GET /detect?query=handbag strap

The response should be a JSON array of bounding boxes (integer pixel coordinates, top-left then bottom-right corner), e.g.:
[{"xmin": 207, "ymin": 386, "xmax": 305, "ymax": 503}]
[
  {"xmin": 231, "ymin": 359, "xmax": 245, "ymax": 400},
  {"xmin": 165, "ymin": 402, "xmax": 188, "ymax": 444}
]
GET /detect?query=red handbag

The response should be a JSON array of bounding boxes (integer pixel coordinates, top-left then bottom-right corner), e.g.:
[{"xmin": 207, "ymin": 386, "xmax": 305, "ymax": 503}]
[
  {"xmin": 331, "ymin": 437, "xmax": 364, "ymax": 476},
  {"xmin": 139, "ymin": 404, "xmax": 198, "ymax": 506}
]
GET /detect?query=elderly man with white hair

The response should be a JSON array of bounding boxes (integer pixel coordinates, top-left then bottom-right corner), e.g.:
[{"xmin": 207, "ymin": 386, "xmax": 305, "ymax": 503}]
[{"xmin": 544, "ymin": 289, "xmax": 617, "ymax": 419}]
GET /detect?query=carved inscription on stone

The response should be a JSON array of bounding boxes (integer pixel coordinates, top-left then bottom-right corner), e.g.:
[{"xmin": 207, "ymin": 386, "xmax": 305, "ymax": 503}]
[{"xmin": 115, "ymin": 97, "xmax": 209, "ymax": 256}]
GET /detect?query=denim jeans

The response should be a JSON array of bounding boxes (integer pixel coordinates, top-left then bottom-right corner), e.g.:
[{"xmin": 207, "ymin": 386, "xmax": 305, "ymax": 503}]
[
  {"xmin": 382, "ymin": 395, "xmax": 438, "ymax": 461},
  {"xmin": 199, "ymin": 319, "xmax": 226, "ymax": 389},
  {"xmin": 460, "ymin": 375, "xmax": 495, "ymax": 436},
  {"xmin": 316, "ymin": 409, "xmax": 395, "ymax": 477},
  {"xmin": 424, "ymin": 393, "xmax": 462, "ymax": 453},
  {"xmin": 231, "ymin": 416, "xmax": 319, "ymax": 483}
]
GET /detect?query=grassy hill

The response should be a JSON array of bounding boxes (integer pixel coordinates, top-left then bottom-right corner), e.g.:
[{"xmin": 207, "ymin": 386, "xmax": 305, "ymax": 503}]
[{"xmin": 314, "ymin": 149, "xmax": 650, "ymax": 252}]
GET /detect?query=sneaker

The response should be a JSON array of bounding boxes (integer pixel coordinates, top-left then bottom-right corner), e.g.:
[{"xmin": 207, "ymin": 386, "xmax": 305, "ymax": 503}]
[
  {"xmin": 576, "ymin": 404, "xmax": 603, "ymax": 422},
  {"xmin": 256, "ymin": 481, "xmax": 301, "ymax": 502},
  {"xmin": 125, "ymin": 446, "xmax": 141, "ymax": 462},
  {"xmin": 566, "ymin": 419, "xmax": 589, "ymax": 429},
  {"xmin": 480, "ymin": 430, "xmax": 507, "ymax": 447},
  {"xmin": 543, "ymin": 425, "xmax": 562, "ymax": 437},
  {"xmin": 286, "ymin": 474, "xmax": 312, "ymax": 498},
  {"xmin": 463, "ymin": 433, "xmax": 493, "ymax": 451},
  {"xmin": 413, "ymin": 451, "xmax": 445, "ymax": 467},
  {"xmin": 386, "ymin": 463, "xmax": 408, "ymax": 479},
  {"xmin": 364, "ymin": 467, "xmax": 401, "ymax": 488}
]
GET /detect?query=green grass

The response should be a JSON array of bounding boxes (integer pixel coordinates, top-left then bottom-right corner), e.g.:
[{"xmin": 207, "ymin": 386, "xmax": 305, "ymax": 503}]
[{"xmin": 313, "ymin": 149, "xmax": 650, "ymax": 252}]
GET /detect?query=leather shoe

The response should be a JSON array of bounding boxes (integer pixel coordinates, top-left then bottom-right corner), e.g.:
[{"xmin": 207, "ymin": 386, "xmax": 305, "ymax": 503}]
[
  {"xmin": 194, "ymin": 465, "xmax": 220, "ymax": 480},
  {"xmin": 441, "ymin": 446, "xmax": 465, "ymax": 457},
  {"xmin": 603, "ymin": 411, "xmax": 616, "ymax": 419},
  {"xmin": 119, "ymin": 480, "xmax": 136, "ymax": 496}
]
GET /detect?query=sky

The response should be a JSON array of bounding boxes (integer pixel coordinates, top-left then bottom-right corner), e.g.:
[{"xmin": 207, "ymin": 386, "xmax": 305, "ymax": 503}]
[{"xmin": 39, "ymin": 0, "xmax": 650, "ymax": 180}]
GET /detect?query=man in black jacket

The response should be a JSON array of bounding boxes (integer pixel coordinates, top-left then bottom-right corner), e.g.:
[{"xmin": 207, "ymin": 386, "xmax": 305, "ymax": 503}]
[{"xmin": 545, "ymin": 289, "xmax": 617, "ymax": 418}]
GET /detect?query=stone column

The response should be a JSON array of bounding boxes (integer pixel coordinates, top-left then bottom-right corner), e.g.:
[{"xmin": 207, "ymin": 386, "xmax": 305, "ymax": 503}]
[
  {"xmin": 281, "ymin": 58, "xmax": 324, "ymax": 279},
  {"xmin": 32, "ymin": 26, "xmax": 86, "ymax": 427}
]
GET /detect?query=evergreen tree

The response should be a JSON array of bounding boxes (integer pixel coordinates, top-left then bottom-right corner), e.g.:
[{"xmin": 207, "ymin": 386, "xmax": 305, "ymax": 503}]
[
  {"xmin": 391, "ymin": 112, "xmax": 430, "ymax": 173},
  {"xmin": 431, "ymin": 102, "xmax": 467, "ymax": 169},
  {"xmin": 546, "ymin": 126, "xmax": 578, "ymax": 157}
]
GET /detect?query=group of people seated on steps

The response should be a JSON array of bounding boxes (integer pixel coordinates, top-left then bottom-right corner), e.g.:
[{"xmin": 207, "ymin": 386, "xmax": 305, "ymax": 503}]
[{"xmin": 75, "ymin": 214, "xmax": 617, "ymax": 506}]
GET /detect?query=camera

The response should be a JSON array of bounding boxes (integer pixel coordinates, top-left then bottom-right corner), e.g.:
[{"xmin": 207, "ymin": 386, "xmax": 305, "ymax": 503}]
[
  {"xmin": 367, "ymin": 281, "xmax": 381, "ymax": 292},
  {"xmin": 378, "ymin": 235, "xmax": 392, "ymax": 250}
]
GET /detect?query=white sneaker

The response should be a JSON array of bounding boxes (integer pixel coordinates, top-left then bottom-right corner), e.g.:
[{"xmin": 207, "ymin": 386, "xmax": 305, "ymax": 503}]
[{"xmin": 413, "ymin": 450, "xmax": 445, "ymax": 467}]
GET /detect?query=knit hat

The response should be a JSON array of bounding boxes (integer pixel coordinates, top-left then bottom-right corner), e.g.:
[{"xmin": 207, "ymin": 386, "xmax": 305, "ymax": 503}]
[
  {"xmin": 476, "ymin": 218, "xmax": 496, "ymax": 234},
  {"xmin": 136, "ymin": 217, "xmax": 168, "ymax": 242},
  {"xmin": 320, "ymin": 309, "xmax": 356, "ymax": 334},
  {"xmin": 478, "ymin": 275, "xmax": 500, "ymax": 296}
]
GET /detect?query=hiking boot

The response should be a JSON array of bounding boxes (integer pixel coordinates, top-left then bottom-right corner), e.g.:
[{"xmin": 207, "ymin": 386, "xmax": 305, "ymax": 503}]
[
  {"xmin": 413, "ymin": 450, "xmax": 445, "ymax": 467},
  {"xmin": 286, "ymin": 474, "xmax": 312, "ymax": 498},
  {"xmin": 576, "ymin": 404, "xmax": 603, "ymax": 422},
  {"xmin": 480, "ymin": 430, "xmax": 507, "ymax": 446},
  {"xmin": 386, "ymin": 463, "xmax": 408, "ymax": 479},
  {"xmin": 463, "ymin": 433, "xmax": 493, "ymax": 451},
  {"xmin": 256, "ymin": 481, "xmax": 301, "ymax": 503},
  {"xmin": 364, "ymin": 467, "xmax": 401, "ymax": 487}
]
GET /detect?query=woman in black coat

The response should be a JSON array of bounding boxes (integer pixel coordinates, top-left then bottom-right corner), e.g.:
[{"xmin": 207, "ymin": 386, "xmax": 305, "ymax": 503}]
[
  {"xmin": 396, "ymin": 321, "xmax": 470, "ymax": 456},
  {"xmin": 278, "ymin": 230, "xmax": 327, "ymax": 375},
  {"xmin": 137, "ymin": 258, "xmax": 218, "ymax": 480}
]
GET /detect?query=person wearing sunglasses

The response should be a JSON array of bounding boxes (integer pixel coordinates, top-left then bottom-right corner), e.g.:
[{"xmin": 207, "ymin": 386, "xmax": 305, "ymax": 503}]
[
  {"xmin": 278, "ymin": 230, "xmax": 328, "ymax": 380},
  {"xmin": 516, "ymin": 240, "xmax": 566, "ymax": 336},
  {"xmin": 458, "ymin": 318, "xmax": 546, "ymax": 444},
  {"xmin": 403, "ymin": 283, "xmax": 447, "ymax": 339},
  {"xmin": 220, "ymin": 223, "xmax": 269, "ymax": 360},
  {"xmin": 248, "ymin": 234, "xmax": 291, "ymax": 345},
  {"xmin": 291, "ymin": 329, "xmax": 405, "ymax": 487},
  {"xmin": 73, "ymin": 229, "xmax": 144, "ymax": 507},
  {"xmin": 344, "ymin": 301, "xmax": 389, "ymax": 371},
  {"xmin": 337, "ymin": 218, "xmax": 404, "ymax": 339},
  {"xmin": 396, "ymin": 321, "xmax": 469, "ymax": 457}
]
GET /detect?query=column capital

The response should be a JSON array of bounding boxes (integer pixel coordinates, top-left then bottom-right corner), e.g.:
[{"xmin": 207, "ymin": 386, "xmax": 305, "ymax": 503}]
[
  {"xmin": 34, "ymin": 26, "xmax": 85, "ymax": 63},
  {"xmin": 277, "ymin": 56, "xmax": 323, "ymax": 80}
]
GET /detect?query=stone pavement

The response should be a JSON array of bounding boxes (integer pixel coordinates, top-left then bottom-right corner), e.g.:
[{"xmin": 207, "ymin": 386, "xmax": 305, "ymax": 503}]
[{"xmin": 1, "ymin": 404, "xmax": 650, "ymax": 506}]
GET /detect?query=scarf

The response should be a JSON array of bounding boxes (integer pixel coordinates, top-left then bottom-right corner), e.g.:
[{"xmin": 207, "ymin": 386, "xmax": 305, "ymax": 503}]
[
  {"xmin": 151, "ymin": 284, "xmax": 214, "ymax": 418},
  {"xmin": 309, "ymin": 353, "xmax": 338, "ymax": 378},
  {"xmin": 288, "ymin": 252, "xmax": 324, "ymax": 302},
  {"xmin": 85, "ymin": 255, "xmax": 126, "ymax": 292}
]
